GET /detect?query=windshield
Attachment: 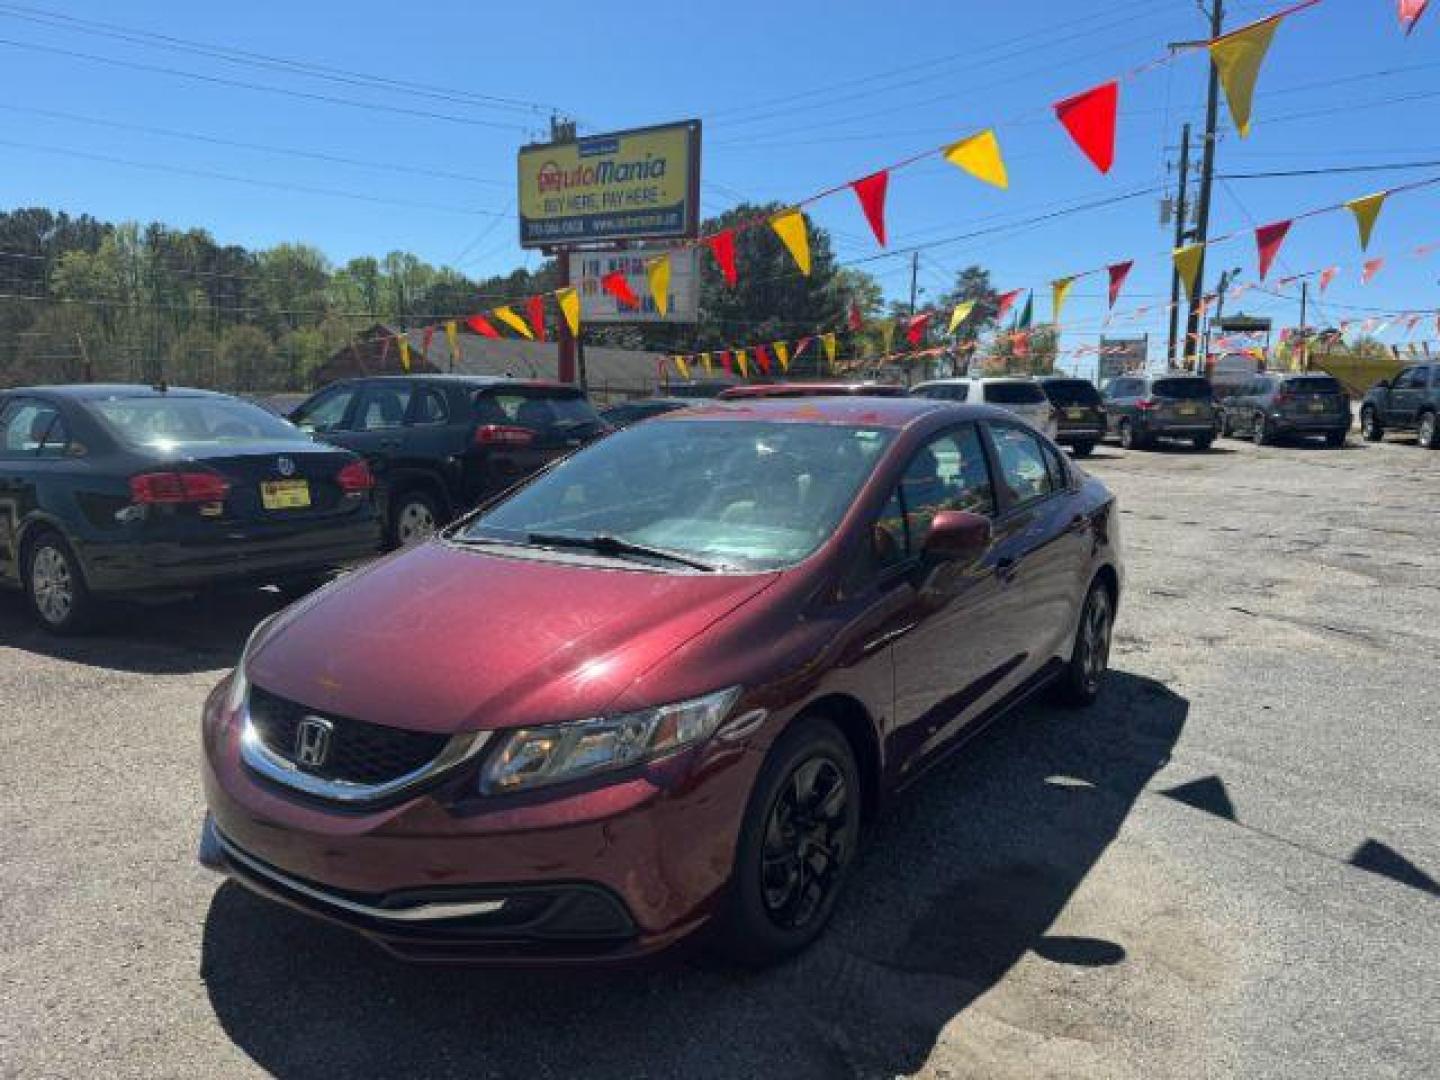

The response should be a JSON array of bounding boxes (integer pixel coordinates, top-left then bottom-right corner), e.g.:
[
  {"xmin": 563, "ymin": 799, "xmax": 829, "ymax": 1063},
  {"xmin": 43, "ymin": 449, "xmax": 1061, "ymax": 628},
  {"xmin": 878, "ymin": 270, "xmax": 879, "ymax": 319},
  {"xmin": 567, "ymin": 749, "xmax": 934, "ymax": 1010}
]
[
  {"xmin": 87, "ymin": 395, "xmax": 309, "ymax": 449},
  {"xmin": 983, "ymin": 382, "xmax": 1047, "ymax": 405},
  {"xmin": 1152, "ymin": 378, "xmax": 1212, "ymax": 400},
  {"xmin": 462, "ymin": 420, "xmax": 895, "ymax": 571},
  {"xmin": 1042, "ymin": 380, "xmax": 1102, "ymax": 406}
]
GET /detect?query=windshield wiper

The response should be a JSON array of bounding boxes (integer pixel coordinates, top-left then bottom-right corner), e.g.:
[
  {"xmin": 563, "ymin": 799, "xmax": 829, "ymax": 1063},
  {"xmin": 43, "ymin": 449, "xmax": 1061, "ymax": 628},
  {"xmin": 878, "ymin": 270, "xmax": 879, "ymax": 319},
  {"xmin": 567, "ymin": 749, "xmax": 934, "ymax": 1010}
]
[{"xmin": 526, "ymin": 531, "xmax": 719, "ymax": 572}]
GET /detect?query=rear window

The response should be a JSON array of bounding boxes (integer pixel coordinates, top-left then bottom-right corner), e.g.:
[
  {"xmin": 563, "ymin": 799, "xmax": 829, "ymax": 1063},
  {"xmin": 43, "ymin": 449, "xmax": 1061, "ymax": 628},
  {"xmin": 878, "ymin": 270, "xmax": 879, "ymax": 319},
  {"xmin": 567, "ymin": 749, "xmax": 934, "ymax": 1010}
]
[
  {"xmin": 983, "ymin": 382, "xmax": 1047, "ymax": 405},
  {"xmin": 1284, "ymin": 376, "xmax": 1342, "ymax": 394},
  {"xmin": 1041, "ymin": 379, "xmax": 1102, "ymax": 406},
  {"xmin": 474, "ymin": 389, "xmax": 601, "ymax": 430},
  {"xmin": 1151, "ymin": 378, "xmax": 1211, "ymax": 400},
  {"xmin": 87, "ymin": 395, "xmax": 308, "ymax": 448}
]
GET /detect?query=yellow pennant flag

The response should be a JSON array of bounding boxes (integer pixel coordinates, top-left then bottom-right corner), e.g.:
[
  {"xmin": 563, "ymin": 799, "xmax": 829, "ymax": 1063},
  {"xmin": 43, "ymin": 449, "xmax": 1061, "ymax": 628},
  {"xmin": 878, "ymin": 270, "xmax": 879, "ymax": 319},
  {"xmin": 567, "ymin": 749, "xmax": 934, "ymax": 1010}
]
[
  {"xmin": 880, "ymin": 321, "xmax": 896, "ymax": 355},
  {"xmin": 1209, "ymin": 16, "xmax": 1282, "ymax": 138},
  {"xmin": 675, "ymin": 355, "xmax": 690, "ymax": 380},
  {"xmin": 700, "ymin": 351, "xmax": 713, "ymax": 375},
  {"xmin": 770, "ymin": 209, "xmax": 812, "ymax": 276},
  {"xmin": 493, "ymin": 305, "xmax": 534, "ymax": 339},
  {"xmin": 773, "ymin": 341, "xmax": 790, "ymax": 372},
  {"xmin": 646, "ymin": 255, "xmax": 671, "ymax": 317},
  {"xmin": 396, "ymin": 334, "xmax": 412, "ymax": 372},
  {"xmin": 444, "ymin": 320, "xmax": 460, "ymax": 365},
  {"xmin": 1052, "ymin": 277, "xmax": 1076, "ymax": 324},
  {"xmin": 943, "ymin": 129, "xmax": 1009, "ymax": 189},
  {"xmin": 1346, "ymin": 192, "xmax": 1387, "ymax": 252},
  {"xmin": 736, "ymin": 349, "xmax": 749, "ymax": 378},
  {"xmin": 1174, "ymin": 244, "xmax": 1205, "ymax": 301},
  {"xmin": 821, "ymin": 332, "xmax": 837, "ymax": 369},
  {"xmin": 556, "ymin": 287, "xmax": 581, "ymax": 337},
  {"xmin": 947, "ymin": 300, "xmax": 976, "ymax": 335}
]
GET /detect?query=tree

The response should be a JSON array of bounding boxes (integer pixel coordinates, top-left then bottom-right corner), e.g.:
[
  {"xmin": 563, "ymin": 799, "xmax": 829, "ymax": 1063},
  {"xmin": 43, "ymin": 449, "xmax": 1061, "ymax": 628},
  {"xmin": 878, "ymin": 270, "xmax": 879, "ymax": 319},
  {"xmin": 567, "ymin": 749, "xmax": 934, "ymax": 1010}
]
[
  {"xmin": 219, "ymin": 324, "xmax": 274, "ymax": 391},
  {"xmin": 935, "ymin": 265, "xmax": 1002, "ymax": 332}
]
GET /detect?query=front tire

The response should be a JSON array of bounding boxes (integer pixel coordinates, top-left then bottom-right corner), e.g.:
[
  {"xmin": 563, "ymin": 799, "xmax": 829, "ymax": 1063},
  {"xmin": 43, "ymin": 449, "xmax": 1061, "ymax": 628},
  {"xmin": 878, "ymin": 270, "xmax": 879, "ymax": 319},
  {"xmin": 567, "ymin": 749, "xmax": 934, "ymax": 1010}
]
[
  {"xmin": 1219, "ymin": 412, "xmax": 1233, "ymax": 438},
  {"xmin": 1056, "ymin": 580, "xmax": 1114, "ymax": 707},
  {"xmin": 388, "ymin": 489, "xmax": 442, "ymax": 548},
  {"xmin": 23, "ymin": 530, "xmax": 96, "ymax": 635},
  {"xmin": 1071, "ymin": 441, "xmax": 1095, "ymax": 459},
  {"xmin": 1360, "ymin": 407, "xmax": 1383, "ymax": 442},
  {"xmin": 1192, "ymin": 433, "xmax": 1214, "ymax": 451},
  {"xmin": 1119, "ymin": 420, "xmax": 1144, "ymax": 451},
  {"xmin": 1324, "ymin": 430, "xmax": 1347, "ymax": 449},
  {"xmin": 1253, "ymin": 414, "xmax": 1273, "ymax": 446},
  {"xmin": 1419, "ymin": 410, "xmax": 1439, "ymax": 449},
  {"xmin": 715, "ymin": 717, "xmax": 861, "ymax": 967}
]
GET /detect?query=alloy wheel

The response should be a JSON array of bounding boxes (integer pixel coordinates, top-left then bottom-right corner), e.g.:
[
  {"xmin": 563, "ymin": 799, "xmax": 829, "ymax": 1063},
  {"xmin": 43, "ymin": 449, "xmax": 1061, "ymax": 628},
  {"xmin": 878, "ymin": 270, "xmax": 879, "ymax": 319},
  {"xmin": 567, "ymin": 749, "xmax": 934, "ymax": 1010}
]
[
  {"xmin": 1421, "ymin": 412, "xmax": 1437, "ymax": 449},
  {"xmin": 1079, "ymin": 588, "xmax": 1113, "ymax": 695},
  {"xmin": 395, "ymin": 500, "xmax": 437, "ymax": 546},
  {"xmin": 1361, "ymin": 409, "xmax": 1378, "ymax": 440},
  {"xmin": 31, "ymin": 545, "xmax": 74, "ymax": 626},
  {"xmin": 760, "ymin": 755, "xmax": 853, "ymax": 932}
]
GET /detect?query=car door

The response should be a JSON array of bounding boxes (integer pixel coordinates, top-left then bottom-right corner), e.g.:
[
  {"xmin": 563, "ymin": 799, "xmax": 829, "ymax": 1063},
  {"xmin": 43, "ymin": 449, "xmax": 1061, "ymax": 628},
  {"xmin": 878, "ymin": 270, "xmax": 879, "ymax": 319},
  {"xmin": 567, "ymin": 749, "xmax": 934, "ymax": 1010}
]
[
  {"xmin": 877, "ymin": 423, "xmax": 1011, "ymax": 775},
  {"xmin": 1387, "ymin": 367, "xmax": 1424, "ymax": 427},
  {"xmin": 0, "ymin": 396, "xmax": 64, "ymax": 585}
]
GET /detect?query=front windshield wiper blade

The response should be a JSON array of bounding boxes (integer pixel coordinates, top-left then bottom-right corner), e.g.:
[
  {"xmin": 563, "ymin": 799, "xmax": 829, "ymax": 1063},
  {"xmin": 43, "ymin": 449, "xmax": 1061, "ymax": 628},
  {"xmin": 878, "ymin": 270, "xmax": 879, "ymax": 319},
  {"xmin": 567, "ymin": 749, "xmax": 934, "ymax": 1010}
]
[{"xmin": 526, "ymin": 532, "xmax": 720, "ymax": 572}]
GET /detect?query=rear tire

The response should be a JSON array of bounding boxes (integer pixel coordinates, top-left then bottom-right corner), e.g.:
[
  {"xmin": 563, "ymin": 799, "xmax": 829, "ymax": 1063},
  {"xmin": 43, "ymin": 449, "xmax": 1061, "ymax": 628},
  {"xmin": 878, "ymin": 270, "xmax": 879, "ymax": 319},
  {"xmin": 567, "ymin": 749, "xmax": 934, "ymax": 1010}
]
[
  {"xmin": 1419, "ymin": 410, "xmax": 1439, "ymax": 449},
  {"xmin": 1056, "ymin": 579, "xmax": 1114, "ymax": 708},
  {"xmin": 23, "ymin": 530, "xmax": 96, "ymax": 635},
  {"xmin": 714, "ymin": 717, "xmax": 861, "ymax": 968},
  {"xmin": 1119, "ymin": 420, "xmax": 1144, "ymax": 451},
  {"xmin": 1219, "ymin": 412, "xmax": 1233, "ymax": 438},
  {"xmin": 388, "ymin": 489, "xmax": 442, "ymax": 548},
  {"xmin": 1360, "ymin": 406, "xmax": 1383, "ymax": 442},
  {"xmin": 1192, "ymin": 434, "xmax": 1214, "ymax": 451},
  {"xmin": 1324, "ymin": 430, "xmax": 1347, "ymax": 449},
  {"xmin": 1071, "ymin": 441, "xmax": 1095, "ymax": 459},
  {"xmin": 1253, "ymin": 414, "xmax": 1273, "ymax": 446}
]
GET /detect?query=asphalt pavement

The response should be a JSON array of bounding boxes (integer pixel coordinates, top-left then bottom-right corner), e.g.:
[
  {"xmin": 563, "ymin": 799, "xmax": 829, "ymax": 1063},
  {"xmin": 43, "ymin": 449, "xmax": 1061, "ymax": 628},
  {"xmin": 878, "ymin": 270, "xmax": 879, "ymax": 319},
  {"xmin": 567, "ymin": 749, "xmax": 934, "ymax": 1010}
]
[{"xmin": 1, "ymin": 430, "xmax": 1436, "ymax": 1079}]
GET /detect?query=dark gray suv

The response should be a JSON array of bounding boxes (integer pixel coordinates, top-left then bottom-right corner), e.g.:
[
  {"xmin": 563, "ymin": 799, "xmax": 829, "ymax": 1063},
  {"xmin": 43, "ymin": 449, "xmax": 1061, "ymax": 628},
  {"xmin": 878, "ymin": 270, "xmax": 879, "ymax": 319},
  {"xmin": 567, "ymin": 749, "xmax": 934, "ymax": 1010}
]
[
  {"xmin": 1103, "ymin": 374, "xmax": 1217, "ymax": 451},
  {"xmin": 1220, "ymin": 373, "xmax": 1350, "ymax": 447},
  {"xmin": 1360, "ymin": 363, "xmax": 1440, "ymax": 448}
]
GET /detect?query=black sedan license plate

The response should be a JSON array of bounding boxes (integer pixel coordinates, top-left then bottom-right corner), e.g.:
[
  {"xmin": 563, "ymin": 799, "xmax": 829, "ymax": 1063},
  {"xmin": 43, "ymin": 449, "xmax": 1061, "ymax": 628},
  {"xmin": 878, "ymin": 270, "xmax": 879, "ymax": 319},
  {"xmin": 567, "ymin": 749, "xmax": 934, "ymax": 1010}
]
[{"xmin": 261, "ymin": 479, "xmax": 311, "ymax": 510}]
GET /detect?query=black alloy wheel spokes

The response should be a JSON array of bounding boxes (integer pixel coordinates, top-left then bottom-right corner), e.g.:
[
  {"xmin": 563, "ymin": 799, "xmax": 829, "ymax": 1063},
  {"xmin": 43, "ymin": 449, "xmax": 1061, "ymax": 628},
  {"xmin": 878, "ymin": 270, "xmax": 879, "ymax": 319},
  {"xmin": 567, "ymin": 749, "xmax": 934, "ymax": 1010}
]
[{"xmin": 760, "ymin": 756, "xmax": 851, "ymax": 931}]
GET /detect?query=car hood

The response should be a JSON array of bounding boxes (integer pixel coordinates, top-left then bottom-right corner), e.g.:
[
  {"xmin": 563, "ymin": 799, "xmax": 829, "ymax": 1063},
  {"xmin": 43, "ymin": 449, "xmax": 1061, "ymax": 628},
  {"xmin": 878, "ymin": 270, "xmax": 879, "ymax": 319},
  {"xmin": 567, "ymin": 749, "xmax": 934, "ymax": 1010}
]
[{"xmin": 246, "ymin": 541, "xmax": 780, "ymax": 735}]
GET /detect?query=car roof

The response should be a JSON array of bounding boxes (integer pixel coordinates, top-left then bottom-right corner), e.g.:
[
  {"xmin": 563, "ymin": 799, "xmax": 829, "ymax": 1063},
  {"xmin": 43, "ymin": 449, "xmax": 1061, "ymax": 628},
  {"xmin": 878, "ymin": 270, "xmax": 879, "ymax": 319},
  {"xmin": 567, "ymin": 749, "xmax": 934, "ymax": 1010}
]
[
  {"xmin": 6, "ymin": 383, "xmax": 233, "ymax": 400},
  {"xmin": 717, "ymin": 382, "xmax": 904, "ymax": 399},
  {"xmin": 653, "ymin": 395, "xmax": 1011, "ymax": 429},
  {"xmin": 344, "ymin": 374, "xmax": 578, "ymax": 392},
  {"xmin": 914, "ymin": 376, "xmax": 1038, "ymax": 385}
]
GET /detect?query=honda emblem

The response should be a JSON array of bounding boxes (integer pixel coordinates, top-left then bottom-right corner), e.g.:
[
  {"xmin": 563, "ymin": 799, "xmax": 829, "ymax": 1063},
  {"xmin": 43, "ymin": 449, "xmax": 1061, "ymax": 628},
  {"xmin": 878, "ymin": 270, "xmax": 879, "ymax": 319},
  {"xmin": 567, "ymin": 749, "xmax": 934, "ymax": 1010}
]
[{"xmin": 294, "ymin": 716, "xmax": 333, "ymax": 769}]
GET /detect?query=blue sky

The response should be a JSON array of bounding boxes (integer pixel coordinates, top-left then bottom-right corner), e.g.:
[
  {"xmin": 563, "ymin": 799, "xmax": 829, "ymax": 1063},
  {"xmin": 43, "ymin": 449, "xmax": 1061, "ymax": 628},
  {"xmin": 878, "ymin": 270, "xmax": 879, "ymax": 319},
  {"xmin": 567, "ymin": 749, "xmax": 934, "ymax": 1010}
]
[{"xmin": 0, "ymin": 0, "xmax": 1435, "ymax": 373}]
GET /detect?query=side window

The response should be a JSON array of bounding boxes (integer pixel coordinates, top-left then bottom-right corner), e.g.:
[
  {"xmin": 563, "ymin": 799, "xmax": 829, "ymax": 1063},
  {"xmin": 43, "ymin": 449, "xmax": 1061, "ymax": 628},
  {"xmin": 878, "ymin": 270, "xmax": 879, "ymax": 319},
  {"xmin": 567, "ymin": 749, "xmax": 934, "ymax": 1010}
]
[
  {"xmin": 872, "ymin": 425, "xmax": 996, "ymax": 571},
  {"xmin": 487, "ymin": 393, "xmax": 559, "ymax": 431},
  {"xmin": 293, "ymin": 386, "xmax": 357, "ymax": 432},
  {"xmin": 0, "ymin": 399, "xmax": 62, "ymax": 456},
  {"xmin": 1394, "ymin": 367, "xmax": 1422, "ymax": 390},
  {"xmin": 410, "ymin": 387, "xmax": 449, "ymax": 426},
  {"xmin": 989, "ymin": 423, "xmax": 1056, "ymax": 508},
  {"xmin": 356, "ymin": 384, "xmax": 413, "ymax": 430}
]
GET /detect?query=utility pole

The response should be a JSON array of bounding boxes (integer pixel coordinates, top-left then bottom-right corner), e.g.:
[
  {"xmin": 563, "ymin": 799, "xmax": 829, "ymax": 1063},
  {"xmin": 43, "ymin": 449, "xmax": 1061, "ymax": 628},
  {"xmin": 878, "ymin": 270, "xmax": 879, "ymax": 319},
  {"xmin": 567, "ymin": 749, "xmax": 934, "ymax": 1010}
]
[
  {"xmin": 549, "ymin": 114, "xmax": 580, "ymax": 385},
  {"xmin": 1184, "ymin": 0, "xmax": 1225, "ymax": 375},
  {"xmin": 1167, "ymin": 123, "xmax": 1193, "ymax": 368},
  {"xmin": 1298, "ymin": 280, "xmax": 1310, "ymax": 371}
]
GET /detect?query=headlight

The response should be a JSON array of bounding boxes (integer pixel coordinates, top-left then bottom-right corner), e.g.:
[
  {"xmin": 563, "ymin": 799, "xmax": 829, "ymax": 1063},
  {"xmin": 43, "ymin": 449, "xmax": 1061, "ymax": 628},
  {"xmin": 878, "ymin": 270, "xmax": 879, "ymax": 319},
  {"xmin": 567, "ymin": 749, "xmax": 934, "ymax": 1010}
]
[
  {"xmin": 224, "ymin": 614, "xmax": 277, "ymax": 714},
  {"xmin": 479, "ymin": 686, "xmax": 742, "ymax": 794}
]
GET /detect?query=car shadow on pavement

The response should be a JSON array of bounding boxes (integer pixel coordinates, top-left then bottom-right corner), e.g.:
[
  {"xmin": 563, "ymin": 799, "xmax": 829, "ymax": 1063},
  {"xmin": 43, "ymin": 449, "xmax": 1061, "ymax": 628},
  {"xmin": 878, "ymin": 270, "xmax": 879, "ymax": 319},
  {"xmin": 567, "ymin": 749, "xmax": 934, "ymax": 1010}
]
[
  {"xmin": 200, "ymin": 671, "xmax": 1186, "ymax": 1079},
  {"xmin": 0, "ymin": 587, "xmax": 290, "ymax": 674}
]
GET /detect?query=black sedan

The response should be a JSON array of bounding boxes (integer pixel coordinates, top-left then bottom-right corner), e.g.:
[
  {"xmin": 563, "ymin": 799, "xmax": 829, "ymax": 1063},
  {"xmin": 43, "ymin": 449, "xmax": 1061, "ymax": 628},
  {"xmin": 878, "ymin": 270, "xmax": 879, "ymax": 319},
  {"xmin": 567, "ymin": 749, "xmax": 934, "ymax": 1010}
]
[{"xmin": 0, "ymin": 385, "xmax": 383, "ymax": 633}]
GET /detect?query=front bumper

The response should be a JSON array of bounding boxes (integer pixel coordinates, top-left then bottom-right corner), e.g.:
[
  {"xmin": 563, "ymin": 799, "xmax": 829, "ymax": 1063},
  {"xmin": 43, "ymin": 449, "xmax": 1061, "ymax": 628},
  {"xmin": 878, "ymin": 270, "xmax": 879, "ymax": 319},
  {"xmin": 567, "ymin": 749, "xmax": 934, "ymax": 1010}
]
[
  {"xmin": 79, "ymin": 512, "xmax": 382, "ymax": 593},
  {"xmin": 199, "ymin": 684, "xmax": 755, "ymax": 964}
]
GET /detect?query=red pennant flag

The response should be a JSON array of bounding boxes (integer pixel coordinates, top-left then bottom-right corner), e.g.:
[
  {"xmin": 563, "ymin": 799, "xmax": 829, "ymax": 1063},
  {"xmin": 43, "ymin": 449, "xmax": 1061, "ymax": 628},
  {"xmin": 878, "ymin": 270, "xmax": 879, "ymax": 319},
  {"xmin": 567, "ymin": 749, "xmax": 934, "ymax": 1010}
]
[
  {"xmin": 850, "ymin": 170, "xmax": 889, "ymax": 247},
  {"xmin": 905, "ymin": 312, "xmax": 932, "ymax": 346},
  {"xmin": 755, "ymin": 344, "xmax": 773, "ymax": 375},
  {"xmin": 1319, "ymin": 266, "xmax": 1339, "ymax": 293},
  {"xmin": 1400, "ymin": 0, "xmax": 1430, "ymax": 35},
  {"xmin": 466, "ymin": 314, "xmax": 501, "ymax": 339},
  {"xmin": 1054, "ymin": 81, "xmax": 1119, "ymax": 175},
  {"xmin": 601, "ymin": 271, "xmax": 640, "ymax": 309},
  {"xmin": 526, "ymin": 295, "xmax": 547, "ymax": 342},
  {"xmin": 705, "ymin": 230, "xmax": 739, "ymax": 287},
  {"xmin": 1362, "ymin": 258, "xmax": 1385, "ymax": 284},
  {"xmin": 421, "ymin": 325, "xmax": 436, "ymax": 357},
  {"xmin": 718, "ymin": 350, "xmax": 734, "ymax": 375},
  {"xmin": 995, "ymin": 288, "xmax": 1023, "ymax": 322},
  {"xmin": 1107, "ymin": 261, "xmax": 1134, "ymax": 309},
  {"xmin": 1255, "ymin": 219, "xmax": 1293, "ymax": 280},
  {"xmin": 848, "ymin": 300, "xmax": 864, "ymax": 331}
]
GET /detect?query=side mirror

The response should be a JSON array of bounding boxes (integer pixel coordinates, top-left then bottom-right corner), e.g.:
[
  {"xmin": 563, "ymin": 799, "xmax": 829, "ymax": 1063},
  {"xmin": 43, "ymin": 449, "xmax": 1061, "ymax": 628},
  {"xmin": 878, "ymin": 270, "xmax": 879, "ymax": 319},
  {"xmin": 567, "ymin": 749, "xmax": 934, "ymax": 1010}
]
[{"xmin": 922, "ymin": 510, "xmax": 992, "ymax": 563}]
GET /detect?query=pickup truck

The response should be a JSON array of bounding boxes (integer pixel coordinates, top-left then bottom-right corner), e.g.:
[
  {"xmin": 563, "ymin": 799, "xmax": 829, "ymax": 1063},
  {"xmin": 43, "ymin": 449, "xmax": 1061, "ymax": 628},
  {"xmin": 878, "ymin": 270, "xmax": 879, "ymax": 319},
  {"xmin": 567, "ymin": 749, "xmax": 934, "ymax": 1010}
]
[{"xmin": 1359, "ymin": 362, "xmax": 1440, "ymax": 448}]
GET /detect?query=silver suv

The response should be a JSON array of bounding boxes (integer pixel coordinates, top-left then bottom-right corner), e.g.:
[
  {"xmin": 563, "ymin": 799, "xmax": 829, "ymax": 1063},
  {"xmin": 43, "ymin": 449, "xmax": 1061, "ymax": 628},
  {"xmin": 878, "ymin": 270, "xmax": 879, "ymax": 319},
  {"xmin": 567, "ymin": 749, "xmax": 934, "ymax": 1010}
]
[{"xmin": 911, "ymin": 378, "xmax": 1059, "ymax": 438}]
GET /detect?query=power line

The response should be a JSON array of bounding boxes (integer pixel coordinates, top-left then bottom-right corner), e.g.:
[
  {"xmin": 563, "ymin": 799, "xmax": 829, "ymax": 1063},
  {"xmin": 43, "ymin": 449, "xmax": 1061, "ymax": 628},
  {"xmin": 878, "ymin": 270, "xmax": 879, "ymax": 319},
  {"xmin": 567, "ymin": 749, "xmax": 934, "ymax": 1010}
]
[
  {"xmin": 1220, "ymin": 160, "xmax": 1440, "ymax": 179},
  {"xmin": 0, "ymin": 36, "xmax": 532, "ymax": 131},
  {"xmin": 0, "ymin": 103, "xmax": 508, "ymax": 187},
  {"xmin": 0, "ymin": 1, "xmax": 562, "ymax": 118},
  {"xmin": 0, "ymin": 138, "xmax": 506, "ymax": 217}
]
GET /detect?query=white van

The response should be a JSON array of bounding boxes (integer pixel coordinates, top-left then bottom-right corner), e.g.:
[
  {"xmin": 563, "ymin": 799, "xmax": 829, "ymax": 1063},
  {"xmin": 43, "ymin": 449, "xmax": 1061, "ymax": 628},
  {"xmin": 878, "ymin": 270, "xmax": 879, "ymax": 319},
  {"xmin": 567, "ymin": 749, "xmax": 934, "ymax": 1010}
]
[{"xmin": 911, "ymin": 378, "xmax": 1059, "ymax": 438}]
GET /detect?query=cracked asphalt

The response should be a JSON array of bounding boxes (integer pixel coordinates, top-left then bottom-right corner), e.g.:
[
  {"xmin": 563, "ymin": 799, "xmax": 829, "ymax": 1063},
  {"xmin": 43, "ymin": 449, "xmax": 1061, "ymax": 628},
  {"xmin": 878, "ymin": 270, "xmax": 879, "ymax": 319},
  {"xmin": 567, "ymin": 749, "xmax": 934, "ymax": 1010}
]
[{"xmin": 0, "ymin": 431, "xmax": 1436, "ymax": 1078}]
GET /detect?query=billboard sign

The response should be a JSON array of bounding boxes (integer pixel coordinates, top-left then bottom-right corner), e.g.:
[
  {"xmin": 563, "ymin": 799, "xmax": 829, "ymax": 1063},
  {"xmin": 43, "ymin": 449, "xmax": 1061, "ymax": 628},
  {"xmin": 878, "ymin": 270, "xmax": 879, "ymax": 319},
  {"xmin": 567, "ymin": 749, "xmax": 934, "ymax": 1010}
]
[
  {"xmin": 1098, "ymin": 336, "xmax": 1147, "ymax": 385},
  {"xmin": 568, "ymin": 247, "xmax": 700, "ymax": 323},
  {"xmin": 519, "ymin": 121, "xmax": 701, "ymax": 248}
]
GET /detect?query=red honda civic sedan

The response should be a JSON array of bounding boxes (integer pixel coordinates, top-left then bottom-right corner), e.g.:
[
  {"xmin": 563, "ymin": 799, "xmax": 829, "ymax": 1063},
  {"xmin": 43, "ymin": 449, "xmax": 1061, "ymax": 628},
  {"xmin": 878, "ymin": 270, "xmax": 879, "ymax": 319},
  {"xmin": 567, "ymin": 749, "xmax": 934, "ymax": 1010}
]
[{"xmin": 199, "ymin": 397, "xmax": 1122, "ymax": 965}]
